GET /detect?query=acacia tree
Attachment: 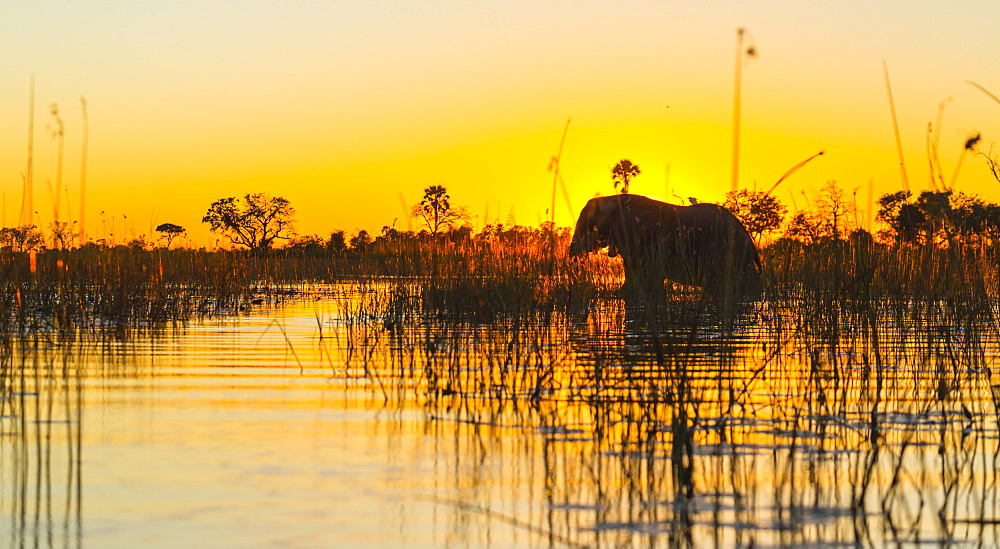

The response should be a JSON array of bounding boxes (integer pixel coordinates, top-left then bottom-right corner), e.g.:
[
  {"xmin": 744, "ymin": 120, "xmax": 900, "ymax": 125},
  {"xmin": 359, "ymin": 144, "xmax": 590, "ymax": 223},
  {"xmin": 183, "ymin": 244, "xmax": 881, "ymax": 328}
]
[
  {"xmin": 0, "ymin": 226, "xmax": 45, "ymax": 252},
  {"xmin": 49, "ymin": 221, "xmax": 76, "ymax": 249},
  {"xmin": 202, "ymin": 193, "xmax": 295, "ymax": 251},
  {"xmin": 611, "ymin": 159, "xmax": 641, "ymax": 194},
  {"xmin": 784, "ymin": 211, "xmax": 826, "ymax": 245},
  {"xmin": 723, "ymin": 189, "xmax": 787, "ymax": 242},
  {"xmin": 813, "ymin": 181, "xmax": 854, "ymax": 240},
  {"xmin": 155, "ymin": 223, "xmax": 186, "ymax": 249},
  {"xmin": 876, "ymin": 190, "xmax": 912, "ymax": 240},
  {"xmin": 877, "ymin": 189, "xmax": 1000, "ymax": 245},
  {"xmin": 412, "ymin": 185, "xmax": 468, "ymax": 234},
  {"xmin": 783, "ymin": 182, "xmax": 856, "ymax": 244}
]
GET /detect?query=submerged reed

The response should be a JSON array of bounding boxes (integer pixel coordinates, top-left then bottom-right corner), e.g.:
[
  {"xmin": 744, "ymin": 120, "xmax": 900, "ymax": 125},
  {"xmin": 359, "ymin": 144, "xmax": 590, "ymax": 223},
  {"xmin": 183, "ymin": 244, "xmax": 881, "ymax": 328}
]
[
  {"xmin": 4, "ymin": 227, "xmax": 1000, "ymax": 545},
  {"xmin": 303, "ymin": 234, "xmax": 1000, "ymax": 546}
]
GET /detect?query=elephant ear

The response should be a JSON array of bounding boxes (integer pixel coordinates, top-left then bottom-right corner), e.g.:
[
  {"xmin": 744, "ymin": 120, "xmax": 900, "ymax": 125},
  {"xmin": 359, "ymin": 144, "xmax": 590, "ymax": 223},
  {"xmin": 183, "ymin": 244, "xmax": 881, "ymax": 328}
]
[
  {"xmin": 590, "ymin": 196, "xmax": 623, "ymax": 235},
  {"xmin": 595, "ymin": 196, "xmax": 627, "ymax": 255}
]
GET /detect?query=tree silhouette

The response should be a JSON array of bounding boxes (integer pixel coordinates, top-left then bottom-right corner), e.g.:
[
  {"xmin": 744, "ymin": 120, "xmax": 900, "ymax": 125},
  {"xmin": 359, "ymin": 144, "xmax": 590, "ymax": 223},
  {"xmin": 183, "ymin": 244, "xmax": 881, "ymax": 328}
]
[
  {"xmin": 723, "ymin": 189, "xmax": 787, "ymax": 242},
  {"xmin": 876, "ymin": 189, "xmax": 1000, "ymax": 245},
  {"xmin": 349, "ymin": 229, "xmax": 372, "ymax": 253},
  {"xmin": 0, "ymin": 226, "xmax": 45, "ymax": 252},
  {"xmin": 611, "ymin": 160, "xmax": 641, "ymax": 194},
  {"xmin": 285, "ymin": 234, "xmax": 326, "ymax": 256},
  {"xmin": 155, "ymin": 223, "xmax": 186, "ymax": 249},
  {"xmin": 49, "ymin": 221, "xmax": 75, "ymax": 249},
  {"xmin": 327, "ymin": 230, "xmax": 347, "ymax": 253},
  {"xmin": 412, "ymin": 185, "xmax": 468, "ymax": 233},
  {"xmin": 784, "ymin": 211, "xmax": 826, "ymax": 245},
  {"xmin": 202, "ymin": 193, "xmax": 295, "ymax": 251}
]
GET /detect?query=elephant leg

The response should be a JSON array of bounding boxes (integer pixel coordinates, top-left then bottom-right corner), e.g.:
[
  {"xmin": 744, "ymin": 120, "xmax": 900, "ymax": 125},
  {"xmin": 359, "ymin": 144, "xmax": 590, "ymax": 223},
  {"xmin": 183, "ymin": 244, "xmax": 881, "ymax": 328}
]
[
  {"xmin": 621, "ymin": 257, "xmax": 665, "ymax": 298},
  {"xmin": 704, "ymin": 252, "xmax": 760, "ymax": 317},
  {"xmin": 717, "ymin": 247, "xmax": 760, "ymax": 300},
  {"xmin": 740, "ymin": 258, "xmax": 762, "ymax": 298}
]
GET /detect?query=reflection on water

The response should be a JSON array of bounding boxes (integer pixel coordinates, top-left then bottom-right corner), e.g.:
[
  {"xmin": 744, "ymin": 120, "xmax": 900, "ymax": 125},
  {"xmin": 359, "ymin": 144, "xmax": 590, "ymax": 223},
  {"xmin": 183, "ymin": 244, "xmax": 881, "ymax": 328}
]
[
  {"xmin": 4, "ymin": 282, "xmax": 1000, "ymax": 547},
  {"xmin": 1, "ymin": 337, "xmax": 83, "ymax": 549}
]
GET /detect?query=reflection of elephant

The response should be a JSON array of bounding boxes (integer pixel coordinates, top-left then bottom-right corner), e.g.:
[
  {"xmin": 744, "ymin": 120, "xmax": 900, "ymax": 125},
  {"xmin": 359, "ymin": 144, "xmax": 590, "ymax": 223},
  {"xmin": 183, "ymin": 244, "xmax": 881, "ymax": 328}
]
[{"xmin": 569, "ymin": 194, "xmax": 760, "ymax": 298}]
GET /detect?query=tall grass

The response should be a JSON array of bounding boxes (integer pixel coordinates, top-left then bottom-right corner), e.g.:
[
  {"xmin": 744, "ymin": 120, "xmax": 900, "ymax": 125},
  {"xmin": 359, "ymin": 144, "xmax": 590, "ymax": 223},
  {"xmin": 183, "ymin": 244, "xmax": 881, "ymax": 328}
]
[
  {"xmin": 5, "ymin": 227, "xmax": 1000, "ymax": 545},
  {"xmin": 302, "ymin": 233, "xmax": 1000, "ymax": 545},
  {"xmin": 3, "ymin": 225, "xmax": 998, "ymax": 338}
]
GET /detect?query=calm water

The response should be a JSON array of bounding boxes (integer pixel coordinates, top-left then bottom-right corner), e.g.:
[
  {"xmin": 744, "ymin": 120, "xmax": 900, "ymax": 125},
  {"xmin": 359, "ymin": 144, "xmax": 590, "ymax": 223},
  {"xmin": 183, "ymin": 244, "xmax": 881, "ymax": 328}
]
[{"xmin": 4, "ymin": 283, "xmax": 1000, "ymax": 547}]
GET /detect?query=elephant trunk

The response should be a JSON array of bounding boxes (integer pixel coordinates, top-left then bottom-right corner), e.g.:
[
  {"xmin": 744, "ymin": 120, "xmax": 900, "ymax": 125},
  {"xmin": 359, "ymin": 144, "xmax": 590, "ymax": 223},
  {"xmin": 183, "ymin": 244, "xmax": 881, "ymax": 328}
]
[
  {"xmin": 568, "ymin": 235, "xmax": 588, "ymax": 257},
  {"xmin": 569, "ymin": 226, "xmax": 607, "ymax": 257}
]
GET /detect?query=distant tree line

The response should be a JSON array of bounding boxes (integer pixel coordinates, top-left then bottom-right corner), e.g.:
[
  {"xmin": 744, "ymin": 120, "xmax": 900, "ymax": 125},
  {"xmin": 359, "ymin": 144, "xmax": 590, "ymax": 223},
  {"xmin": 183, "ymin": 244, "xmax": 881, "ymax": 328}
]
[
  {"xmin": 8, "ymin": 171, "xmax": 1000, "ymax": 254},
  {"xmin": 282, "ymin": 222, "xmax": 569, "ymax": 258},
  {"xmin": 721, "ymin": 183, "xmax": 1000, "ymax": 248},
  {"xmin": 875, "ymin": 189, "xmax": 1000, "ymax": 245}
]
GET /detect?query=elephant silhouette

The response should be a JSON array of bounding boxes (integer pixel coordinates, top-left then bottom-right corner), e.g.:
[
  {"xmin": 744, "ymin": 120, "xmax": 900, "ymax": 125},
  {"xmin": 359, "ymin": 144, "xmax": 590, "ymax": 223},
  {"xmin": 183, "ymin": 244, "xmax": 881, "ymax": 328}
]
[{"xmin": 569, "ymin": 194, "xmax": 761, "ymax": 300}]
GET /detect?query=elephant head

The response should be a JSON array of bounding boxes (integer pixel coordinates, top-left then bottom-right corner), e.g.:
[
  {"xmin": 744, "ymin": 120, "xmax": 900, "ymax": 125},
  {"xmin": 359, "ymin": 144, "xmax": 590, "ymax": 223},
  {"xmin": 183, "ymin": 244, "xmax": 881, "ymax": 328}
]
[
  {"xmin": 568, "ymin": 194, "xmax": 760, "ymax": 299},
  {"xmin": 568, "ymin": 194, "xmax": 629, "ymax": 258},
  {"xmin": 569, "ymin": 194, "xmax": 670, "ymax": 260}
]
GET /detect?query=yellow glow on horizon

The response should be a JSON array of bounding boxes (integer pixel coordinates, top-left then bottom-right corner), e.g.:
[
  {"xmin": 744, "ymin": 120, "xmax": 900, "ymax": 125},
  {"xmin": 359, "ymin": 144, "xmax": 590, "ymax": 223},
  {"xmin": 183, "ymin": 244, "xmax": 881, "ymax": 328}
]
[{"xmin": 3, "ymin": 2, "xmax": 1000, "ymax": 246}]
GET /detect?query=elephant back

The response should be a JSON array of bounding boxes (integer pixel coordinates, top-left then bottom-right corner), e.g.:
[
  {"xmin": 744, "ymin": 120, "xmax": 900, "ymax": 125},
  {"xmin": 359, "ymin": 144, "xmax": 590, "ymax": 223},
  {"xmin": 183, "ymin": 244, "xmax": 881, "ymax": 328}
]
[{"xmin": 659, "ymin": 203, "xmax": 759, "ymax": 291}]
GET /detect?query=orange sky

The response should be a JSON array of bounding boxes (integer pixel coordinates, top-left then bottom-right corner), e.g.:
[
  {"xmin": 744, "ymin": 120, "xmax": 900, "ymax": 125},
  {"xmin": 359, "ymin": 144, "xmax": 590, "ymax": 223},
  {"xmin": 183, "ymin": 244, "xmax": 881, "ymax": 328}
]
[{"xmin": 2, "ymin": 2, "xmax": 1000, "ymax": 246}]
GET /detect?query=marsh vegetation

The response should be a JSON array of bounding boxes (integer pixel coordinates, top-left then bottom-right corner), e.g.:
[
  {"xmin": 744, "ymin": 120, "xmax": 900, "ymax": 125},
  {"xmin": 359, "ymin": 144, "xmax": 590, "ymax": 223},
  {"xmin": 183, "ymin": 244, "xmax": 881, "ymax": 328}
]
[{"xmin": 5, "ymin": 180, "xmax": 1000, "ymax": 546}]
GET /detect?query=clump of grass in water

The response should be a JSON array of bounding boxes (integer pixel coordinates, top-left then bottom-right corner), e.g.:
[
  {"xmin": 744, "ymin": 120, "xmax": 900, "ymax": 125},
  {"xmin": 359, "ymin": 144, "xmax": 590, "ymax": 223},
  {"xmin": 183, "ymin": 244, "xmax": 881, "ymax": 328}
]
[
  {"xmin": 6, "ymin": 219, "xmax": 1000, "ymax": 545},
  {"xmin": 319, "ymin": 226, "xmax": 1000, "ymax": 545},
  {"xmin": 0, "ymin": 247, "xmax": 320, "ymax": 340}
]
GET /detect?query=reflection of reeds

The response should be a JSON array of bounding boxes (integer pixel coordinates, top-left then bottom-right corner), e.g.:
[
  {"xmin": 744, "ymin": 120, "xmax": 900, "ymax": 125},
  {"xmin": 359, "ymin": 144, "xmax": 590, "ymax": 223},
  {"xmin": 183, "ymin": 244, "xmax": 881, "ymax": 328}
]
[
  {"xmin": 307, "ymin": 234, "xmax": 1000, "ymax": 545},
  {"xmin": 5, "ymin": 224, "xmax": 1000, "ymax": 545},
  {"xmin": 2, "ymin": 332, "xmax": 84, "ymax": 548}
]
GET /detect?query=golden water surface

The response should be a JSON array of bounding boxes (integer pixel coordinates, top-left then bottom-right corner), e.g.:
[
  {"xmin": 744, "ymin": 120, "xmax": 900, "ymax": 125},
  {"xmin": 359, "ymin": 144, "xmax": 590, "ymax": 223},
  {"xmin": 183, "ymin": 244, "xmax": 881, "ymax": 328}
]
[{"xmin": 3, "ymin": 285, "xmax": 1000, "ymax": 548}]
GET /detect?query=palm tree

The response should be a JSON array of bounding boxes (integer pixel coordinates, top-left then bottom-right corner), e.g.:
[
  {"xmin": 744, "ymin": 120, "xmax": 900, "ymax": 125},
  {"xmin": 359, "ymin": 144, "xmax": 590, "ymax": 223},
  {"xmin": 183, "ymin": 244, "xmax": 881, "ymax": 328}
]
[
  {"xmin": 612, "ymin": 160, "xmax": 641, "ymax": 194},
  {"xmin": 413, "ymin": 185, "xmax": 466, "ymax": 233}
]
